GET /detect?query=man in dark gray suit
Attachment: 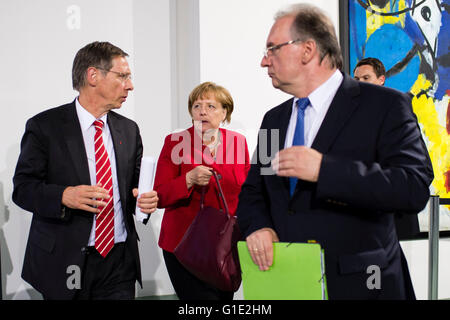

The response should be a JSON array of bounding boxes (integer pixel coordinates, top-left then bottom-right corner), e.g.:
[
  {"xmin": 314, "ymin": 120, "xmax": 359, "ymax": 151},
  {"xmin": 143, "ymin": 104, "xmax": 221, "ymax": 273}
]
[
  {"xmin": 13, "ymin": 41, "xmax": 158, "ymax": 300},
  {"xmin": 236, "ymin": 4, "xmax": 433, "ymax": 299}
]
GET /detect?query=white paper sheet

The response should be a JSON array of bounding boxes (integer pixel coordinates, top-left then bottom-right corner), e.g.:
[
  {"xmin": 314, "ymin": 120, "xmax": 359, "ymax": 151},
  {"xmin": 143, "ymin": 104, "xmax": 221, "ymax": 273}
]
[{"xmin": 135, "ymin": 156, "xmax": 157, "ymax": 223}]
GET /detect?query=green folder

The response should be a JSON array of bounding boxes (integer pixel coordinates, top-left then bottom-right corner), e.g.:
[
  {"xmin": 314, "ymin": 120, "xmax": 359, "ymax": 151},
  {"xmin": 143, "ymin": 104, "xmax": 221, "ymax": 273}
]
[{"xmin": 237, "ymin": 241, "xmax": 328, "ymax": 300}]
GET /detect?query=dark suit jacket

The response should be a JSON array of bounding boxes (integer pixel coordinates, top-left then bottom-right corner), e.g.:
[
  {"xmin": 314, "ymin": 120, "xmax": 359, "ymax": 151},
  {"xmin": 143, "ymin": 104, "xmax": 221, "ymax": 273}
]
[
  {"xmin": 394, "ymin": 92, "xmax": 424, "ymax": 240},
  {"xmin": 12, "ymin": 100, "xmax": 143, "ymax": 299},
  {"xmin": 236, "ymin": 73, "xmax": 434, "ymax": 300},
  {"xmin": 395, "ymin": 213, "xmax": 420, "ymax": 240}
]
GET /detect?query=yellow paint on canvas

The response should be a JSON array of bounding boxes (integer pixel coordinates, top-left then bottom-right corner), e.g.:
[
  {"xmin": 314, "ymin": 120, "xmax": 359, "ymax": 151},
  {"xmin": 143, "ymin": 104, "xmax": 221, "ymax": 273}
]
[
  {"xmin": 366, "ymin": 0, "xmax": 407, "ymax": 39},
  {"xmin": 411, "ymin": 74, "xmax": 450, "ymax": 199}
]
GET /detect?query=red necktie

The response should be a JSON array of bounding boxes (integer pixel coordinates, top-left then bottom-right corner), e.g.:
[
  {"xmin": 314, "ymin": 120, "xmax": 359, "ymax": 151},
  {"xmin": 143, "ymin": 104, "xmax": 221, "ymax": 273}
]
[{"xmin": 94, "ymin": 120, "xmax": 115, "ymax": 257}]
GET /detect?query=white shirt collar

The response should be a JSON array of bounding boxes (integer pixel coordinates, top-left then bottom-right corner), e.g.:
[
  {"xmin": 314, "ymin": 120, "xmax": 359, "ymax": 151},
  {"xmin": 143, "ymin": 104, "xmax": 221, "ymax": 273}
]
[
  {"xmin": 75, "ymin": 98, "xmax": 108, "ymax": 131},
  {"xmin": 286, "ymin": 70, "xmax": 343, "ymax": 148},
  {"xmin": 293, "ymin": 69, "xmax": 343, "ymax": 113}
]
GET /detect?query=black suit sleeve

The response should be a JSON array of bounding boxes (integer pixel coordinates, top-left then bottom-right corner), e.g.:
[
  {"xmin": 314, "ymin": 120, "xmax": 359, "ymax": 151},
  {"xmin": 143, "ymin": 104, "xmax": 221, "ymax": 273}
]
[
  {"xmin": 237, "ymin": 114, "xmax": 275, "ymax": 238},
  {"xmin": 130, "ymin": 124, "xmax": 143, "ymax": 215},
  {"xmin": 13, "ymin": 118, "xmax": 67, "ymax": 220},
  {"xmin": 316, "ymin": 92, "xmax": 433, "ymax": 212}
]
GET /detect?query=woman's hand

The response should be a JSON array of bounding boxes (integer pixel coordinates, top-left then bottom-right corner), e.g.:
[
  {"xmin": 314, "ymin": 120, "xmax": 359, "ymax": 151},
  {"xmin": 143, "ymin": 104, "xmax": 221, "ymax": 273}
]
[{"xmin": 186, "ymin": 165, "xmax": 213, "ymax": 189}]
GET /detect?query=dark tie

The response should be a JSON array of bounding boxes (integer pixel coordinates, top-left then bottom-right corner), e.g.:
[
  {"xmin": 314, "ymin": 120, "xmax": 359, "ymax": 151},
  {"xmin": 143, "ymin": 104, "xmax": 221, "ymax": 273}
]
[
  {"xmin": 93, "ymin": 120, "xmax": 115, "ymax": 257},
  {"xmin": 289, "ymin": 98, "xmax": 310, "ymax": 196}
]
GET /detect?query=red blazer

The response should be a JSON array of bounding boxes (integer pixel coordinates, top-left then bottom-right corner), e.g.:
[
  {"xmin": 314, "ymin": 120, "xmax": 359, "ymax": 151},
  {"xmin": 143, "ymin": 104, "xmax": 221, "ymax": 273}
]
[{"xmin": 154, "ymin": 126, "xmax": 250, "ymax": 252}]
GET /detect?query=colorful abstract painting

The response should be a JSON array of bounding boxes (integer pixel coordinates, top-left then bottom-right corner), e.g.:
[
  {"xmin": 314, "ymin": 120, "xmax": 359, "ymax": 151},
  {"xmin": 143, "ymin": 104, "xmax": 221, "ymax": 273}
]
[{"xmin": 348, "ymin": 0, "xmax": 450, "ymax": 231}]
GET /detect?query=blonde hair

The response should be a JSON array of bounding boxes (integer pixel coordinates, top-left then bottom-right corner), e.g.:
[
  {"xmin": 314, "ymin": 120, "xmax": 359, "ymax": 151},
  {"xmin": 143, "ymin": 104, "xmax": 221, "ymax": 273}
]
[{"xmin": 188, "ymin": 82, "xmax": 234, "ymax": 123}]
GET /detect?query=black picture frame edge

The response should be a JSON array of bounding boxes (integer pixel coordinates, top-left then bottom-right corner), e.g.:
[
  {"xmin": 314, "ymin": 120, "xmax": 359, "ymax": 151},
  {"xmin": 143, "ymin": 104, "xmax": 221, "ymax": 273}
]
[
  {"xmin": 411, "ymin": 231, "xmax": 450, "ymax": 240},
  {"xmin": 338, "ymin": 0, "xmax": 350, "ymax": 74}
]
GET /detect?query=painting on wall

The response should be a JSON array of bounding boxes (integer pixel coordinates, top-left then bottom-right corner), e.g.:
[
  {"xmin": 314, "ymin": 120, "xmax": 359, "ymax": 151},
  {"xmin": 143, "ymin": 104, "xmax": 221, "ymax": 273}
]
[{"xmin": 344, "ymin": 0, "xmax": 450, "ymax": 233}]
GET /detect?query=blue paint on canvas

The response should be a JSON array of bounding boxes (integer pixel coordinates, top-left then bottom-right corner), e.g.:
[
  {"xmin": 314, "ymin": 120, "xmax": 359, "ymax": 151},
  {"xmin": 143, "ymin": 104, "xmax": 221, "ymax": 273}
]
[
  {"xmin": 348, "ymin": 0, "xmax": 449, "ymax": 97},
  {"xmin": 365, "ymin": 24, "xmax": 420, "ymax": 91}
]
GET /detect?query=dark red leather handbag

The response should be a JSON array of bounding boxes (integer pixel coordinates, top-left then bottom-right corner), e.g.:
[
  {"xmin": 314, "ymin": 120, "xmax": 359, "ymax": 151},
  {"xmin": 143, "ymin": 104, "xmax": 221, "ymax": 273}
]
[{"xmin": 173, "ymin": 170, "xmax": 242, "ymax": 292}]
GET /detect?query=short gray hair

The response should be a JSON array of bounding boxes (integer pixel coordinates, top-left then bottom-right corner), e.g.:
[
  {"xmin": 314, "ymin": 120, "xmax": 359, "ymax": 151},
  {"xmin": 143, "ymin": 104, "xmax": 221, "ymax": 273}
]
[{"xmin": 275, "ymin": 4, "xmax": 343, "ymax": 70}]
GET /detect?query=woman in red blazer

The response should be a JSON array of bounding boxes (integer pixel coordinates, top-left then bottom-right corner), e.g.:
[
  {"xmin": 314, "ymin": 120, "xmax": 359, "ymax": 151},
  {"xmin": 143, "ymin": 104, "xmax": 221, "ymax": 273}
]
[{"xmin": 154, "ymin": 82, "xmax": 250, "ymax": 300}]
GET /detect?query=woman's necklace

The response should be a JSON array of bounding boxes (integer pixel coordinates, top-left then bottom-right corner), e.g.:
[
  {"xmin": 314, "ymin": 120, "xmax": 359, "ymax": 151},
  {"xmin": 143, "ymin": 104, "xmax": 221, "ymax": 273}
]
[{"xmin": 204, "ymin": 130, "xmax": 221, "ymax": 160}]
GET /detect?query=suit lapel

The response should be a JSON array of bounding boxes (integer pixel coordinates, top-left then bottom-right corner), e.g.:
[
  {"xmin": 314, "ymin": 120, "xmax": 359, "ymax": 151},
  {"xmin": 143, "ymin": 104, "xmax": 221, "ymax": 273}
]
[
  {"xmin": 107, "ymin": 112, "xmax": 128, "ymax": 208},
  {"xmin": 311, "ymin": 74, "xmax": 360, "ymax": 154},
  {"xmin": 268, "ymin": 99, "xmax": 293, "ymax": 201},
  {"xmin": 62, "ymin": 102, "xmax": 91, "ymax": 185},
  {"xmin": 277, "ymin": 98, "xmax": 294, "ymax": 152}
]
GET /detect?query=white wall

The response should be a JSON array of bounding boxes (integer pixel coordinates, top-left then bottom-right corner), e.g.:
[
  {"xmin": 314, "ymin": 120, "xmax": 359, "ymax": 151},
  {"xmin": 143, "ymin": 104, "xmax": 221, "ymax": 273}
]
[
  {"xmin": 132, "ymin": 0, "xmax": 175, "ymax": 298},
  {"xmin": 0, "ymin": 0, "xmax": 448, "ymax": 300},
  {"xmin": 401, "ymin": 238, "xmax": 450, "ymax": 300}
]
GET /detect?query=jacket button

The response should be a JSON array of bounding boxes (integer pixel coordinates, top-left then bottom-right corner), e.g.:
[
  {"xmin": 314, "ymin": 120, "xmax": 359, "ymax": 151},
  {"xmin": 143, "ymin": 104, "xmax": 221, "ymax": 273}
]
[
  {"xmin": 61, "ymin": 206, "xmax": 66, "ymax": 219},
  {"xmin": 217, "ymin": 174, "xmax": 222, "ymax": 180}
]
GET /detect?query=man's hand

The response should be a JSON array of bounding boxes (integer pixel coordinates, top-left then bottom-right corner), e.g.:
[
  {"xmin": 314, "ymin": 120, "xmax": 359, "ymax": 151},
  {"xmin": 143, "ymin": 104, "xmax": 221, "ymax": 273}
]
[
  {"xmin": 272, "ymin": 146, "xmax": 323, "ymax": 182},
  {"xmin": 62, "ymin": 184, "xmax": 110, "ymax": 214},
  {"xmin": 246, "ymin": 228, "xmax": 279, "ymax": 271},
  {"xmin": 186, "ymin": 165, "xmax": 213, "ymax": 189},
  {"xmin": 133, "ymin": 189, "xmax": 158, "ymax": 215}
]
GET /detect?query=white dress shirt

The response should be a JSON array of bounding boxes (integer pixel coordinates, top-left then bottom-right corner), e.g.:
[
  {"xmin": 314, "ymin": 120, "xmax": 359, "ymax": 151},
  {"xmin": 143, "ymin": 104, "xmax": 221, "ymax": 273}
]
[
  {"xmin": 284, "ymin": 70, "xmax": 343, "ymax": 149},
  {"xmin": 75, "ymin": 99, "xmax": 127, "ymax": 246}
]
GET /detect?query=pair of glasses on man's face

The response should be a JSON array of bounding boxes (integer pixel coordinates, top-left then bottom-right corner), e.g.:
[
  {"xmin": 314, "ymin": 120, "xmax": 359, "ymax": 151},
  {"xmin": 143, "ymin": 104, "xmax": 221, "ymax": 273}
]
[
  {"xmin": 96, "ymin": 67, "xmax": 132, "ymax": 82},
  {"xmin": 263, "ymin": 39, "xmax": 302, "ymax": 59}
]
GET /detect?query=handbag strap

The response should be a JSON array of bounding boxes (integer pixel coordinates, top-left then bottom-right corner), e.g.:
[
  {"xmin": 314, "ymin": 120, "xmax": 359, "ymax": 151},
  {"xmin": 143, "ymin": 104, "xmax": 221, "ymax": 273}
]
[{"xmin": 199, "ymin": 170, "xmax": 230, "ymax": 216}]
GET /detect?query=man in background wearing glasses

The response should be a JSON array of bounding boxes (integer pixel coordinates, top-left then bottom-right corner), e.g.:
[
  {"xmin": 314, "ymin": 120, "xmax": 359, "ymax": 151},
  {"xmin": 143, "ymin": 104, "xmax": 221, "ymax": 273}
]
[
  {"xmin": 13, "ymin": 41, "xmax": 158, "ymax": 299},
  {"xmin": 236, "ymin": 4, "xmax": 433, "ymax": 299}
]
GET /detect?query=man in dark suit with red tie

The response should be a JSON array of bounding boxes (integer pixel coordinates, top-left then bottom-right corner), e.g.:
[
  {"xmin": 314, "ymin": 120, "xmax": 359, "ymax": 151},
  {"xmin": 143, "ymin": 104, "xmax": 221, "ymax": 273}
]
[
  {"xmin": 236, "ymin": 4, "xmax": 433, "ymax": 299},
  {"xmin": 12, "ymin": 41, "xmax": 158, "ymax": 299}
]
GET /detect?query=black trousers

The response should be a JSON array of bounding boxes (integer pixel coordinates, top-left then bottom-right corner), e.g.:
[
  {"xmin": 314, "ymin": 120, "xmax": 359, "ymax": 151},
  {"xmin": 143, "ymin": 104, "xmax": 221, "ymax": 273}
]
[
  {"xmin": 163, "ymin": 250, "xmax": 234, "ymax": 301},
  {"xmin": 74, "ymin": 242, "xmax": 137, "ymax": 300}
]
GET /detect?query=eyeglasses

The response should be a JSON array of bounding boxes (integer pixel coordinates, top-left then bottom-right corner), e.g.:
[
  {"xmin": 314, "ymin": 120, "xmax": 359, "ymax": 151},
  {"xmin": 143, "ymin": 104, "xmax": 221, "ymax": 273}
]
[
  {"xmin": 96, "ymin": 67, "xmax": 132, "ymax": 82},
  {"xmin": 263, "ymin": 39, "xmax": 302, "ymax": 58}
]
